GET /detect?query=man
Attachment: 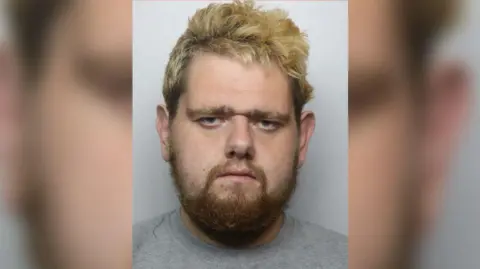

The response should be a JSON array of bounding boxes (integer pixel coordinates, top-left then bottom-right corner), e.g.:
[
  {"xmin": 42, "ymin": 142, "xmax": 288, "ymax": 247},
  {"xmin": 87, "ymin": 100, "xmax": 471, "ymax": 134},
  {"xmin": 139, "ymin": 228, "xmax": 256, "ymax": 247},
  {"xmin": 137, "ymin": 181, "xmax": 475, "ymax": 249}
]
[
  {"xmin": 3, "ymin": 0, "xmax": 132, "ymax": 268},
  {"xmin": 133, "ymin": 1, "xmax": 347, "ymax": 269},
  {"xmin": 349, "ymin": 0, "xmax": 470, "ymax": 268}
]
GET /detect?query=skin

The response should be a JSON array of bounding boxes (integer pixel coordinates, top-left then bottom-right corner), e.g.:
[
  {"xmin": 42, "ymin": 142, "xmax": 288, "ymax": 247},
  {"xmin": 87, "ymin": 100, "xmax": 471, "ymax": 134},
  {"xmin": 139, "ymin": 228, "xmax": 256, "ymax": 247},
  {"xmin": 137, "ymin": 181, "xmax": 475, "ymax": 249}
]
[
  {"xmin": 3, "ymin": 0, "xmax": 132, "ymax": 268},
  {"xmin": 156, "ymin": 53, "xmax": 316, "ymax": 247},
  {"xmin": 349, "ymin": 0, "xmax": 470, "ymax": 268}
]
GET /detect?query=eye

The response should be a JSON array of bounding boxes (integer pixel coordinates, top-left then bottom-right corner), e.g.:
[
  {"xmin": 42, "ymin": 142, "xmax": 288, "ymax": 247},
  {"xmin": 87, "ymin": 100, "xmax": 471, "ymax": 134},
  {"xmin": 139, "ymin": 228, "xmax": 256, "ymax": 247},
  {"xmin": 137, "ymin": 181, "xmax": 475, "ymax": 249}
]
[
  {"xmin": 257, "ymin": 120, "xmax": 281, "ymax": 131},
  {"xmin": 197, "ymin": 117, "xmax": 223, "ymax": 127}
]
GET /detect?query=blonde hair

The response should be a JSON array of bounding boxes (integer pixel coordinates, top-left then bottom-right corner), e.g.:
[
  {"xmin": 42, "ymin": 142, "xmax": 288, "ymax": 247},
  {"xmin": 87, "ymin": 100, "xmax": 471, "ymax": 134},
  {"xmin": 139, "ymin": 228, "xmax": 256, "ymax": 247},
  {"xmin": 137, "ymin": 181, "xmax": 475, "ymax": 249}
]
[{"xmin": 163, "ymin": 0, "xmax": 312, "ymax": 119}]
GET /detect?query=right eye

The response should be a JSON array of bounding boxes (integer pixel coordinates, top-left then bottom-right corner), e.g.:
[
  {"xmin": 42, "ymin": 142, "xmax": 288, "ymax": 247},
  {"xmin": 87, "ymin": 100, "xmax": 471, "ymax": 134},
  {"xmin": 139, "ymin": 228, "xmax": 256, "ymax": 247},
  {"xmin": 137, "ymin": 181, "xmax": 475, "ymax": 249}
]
[{"xmin": 197, "ymin": 117, "xmax": 223, "ymax": 128}]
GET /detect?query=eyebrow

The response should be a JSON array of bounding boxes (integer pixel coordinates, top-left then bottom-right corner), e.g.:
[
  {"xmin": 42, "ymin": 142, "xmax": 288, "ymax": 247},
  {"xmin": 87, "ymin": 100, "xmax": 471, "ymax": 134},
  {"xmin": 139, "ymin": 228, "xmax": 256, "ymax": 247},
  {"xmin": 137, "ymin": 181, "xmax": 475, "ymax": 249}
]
[{"xmin": 186, "ymin": 106, "xmax": 291, "ymax": 123}]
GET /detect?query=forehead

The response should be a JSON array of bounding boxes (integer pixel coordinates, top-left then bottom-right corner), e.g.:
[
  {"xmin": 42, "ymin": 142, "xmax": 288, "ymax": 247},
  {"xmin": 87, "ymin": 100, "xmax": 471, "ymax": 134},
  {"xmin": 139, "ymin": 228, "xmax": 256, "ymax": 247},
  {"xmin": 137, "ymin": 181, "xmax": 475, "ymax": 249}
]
[{"xmin": 184, "ymin": 53, "xmax": 292, "ymax": 112}]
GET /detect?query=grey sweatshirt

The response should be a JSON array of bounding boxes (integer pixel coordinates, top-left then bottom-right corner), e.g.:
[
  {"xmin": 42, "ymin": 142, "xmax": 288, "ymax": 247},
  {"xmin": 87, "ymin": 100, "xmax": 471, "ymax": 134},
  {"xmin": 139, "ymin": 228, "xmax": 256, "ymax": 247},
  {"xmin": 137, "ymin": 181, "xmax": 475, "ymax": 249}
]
[{"xmin": 133, "ymin": 209, "xmax": 347, "ymax": 269}]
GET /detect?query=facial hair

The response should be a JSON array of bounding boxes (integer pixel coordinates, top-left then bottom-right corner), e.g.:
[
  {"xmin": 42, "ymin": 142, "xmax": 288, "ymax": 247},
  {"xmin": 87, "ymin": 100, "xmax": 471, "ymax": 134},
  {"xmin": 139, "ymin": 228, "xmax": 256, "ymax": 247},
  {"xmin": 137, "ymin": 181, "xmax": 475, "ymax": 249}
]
[{"xmin": 169, "ymin": 144, "xmax": 298, "ymax": 246}]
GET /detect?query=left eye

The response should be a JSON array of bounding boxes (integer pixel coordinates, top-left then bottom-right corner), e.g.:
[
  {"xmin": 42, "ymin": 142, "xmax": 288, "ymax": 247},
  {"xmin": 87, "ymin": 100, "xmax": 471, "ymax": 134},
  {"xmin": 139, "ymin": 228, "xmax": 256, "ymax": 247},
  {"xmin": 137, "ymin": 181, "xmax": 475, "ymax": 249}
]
[{"xmin": 258, "ymin": 120, "xmax": 280, "ymax": 131}]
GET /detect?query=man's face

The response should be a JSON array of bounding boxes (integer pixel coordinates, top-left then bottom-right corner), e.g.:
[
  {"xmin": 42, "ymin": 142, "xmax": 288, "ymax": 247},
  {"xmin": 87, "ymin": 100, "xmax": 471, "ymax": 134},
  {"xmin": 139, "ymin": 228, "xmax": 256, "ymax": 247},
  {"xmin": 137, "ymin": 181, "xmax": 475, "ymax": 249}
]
[
  {"xmin": 159, "ymin": 54, "xmax": 311, "ymax": 234},
  {"xmin": 16, "ymin": 0, "xmax": 132, "ymax": 268},
  {"xmin": 349, "ymin": 1, "xmax": 424, "ymax": 268}
]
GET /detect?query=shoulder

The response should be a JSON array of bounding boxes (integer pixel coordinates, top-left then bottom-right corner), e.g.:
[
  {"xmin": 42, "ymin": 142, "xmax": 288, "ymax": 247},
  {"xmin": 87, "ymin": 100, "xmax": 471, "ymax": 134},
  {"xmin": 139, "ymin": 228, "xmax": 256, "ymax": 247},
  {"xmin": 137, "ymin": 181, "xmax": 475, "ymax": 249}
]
[
  {"xmin": 295, "ymin": 219, "xmax": 347, "ymax": 246},
  {"xmin": 133, "ymin": 211, "xmax": 173, "ymax": 253},
  {"xmin": 291, "ymin": 218, "xmax": 348, "ymax": 268}
]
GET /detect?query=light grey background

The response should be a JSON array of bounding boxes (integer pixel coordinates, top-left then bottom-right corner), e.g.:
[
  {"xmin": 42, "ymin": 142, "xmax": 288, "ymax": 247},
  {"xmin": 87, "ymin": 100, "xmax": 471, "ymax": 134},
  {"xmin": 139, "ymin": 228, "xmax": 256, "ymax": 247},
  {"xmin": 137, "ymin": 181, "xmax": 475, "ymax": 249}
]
[{"xmin": 133, "ymin": 0, "xmax": 349, "ymax": 235}]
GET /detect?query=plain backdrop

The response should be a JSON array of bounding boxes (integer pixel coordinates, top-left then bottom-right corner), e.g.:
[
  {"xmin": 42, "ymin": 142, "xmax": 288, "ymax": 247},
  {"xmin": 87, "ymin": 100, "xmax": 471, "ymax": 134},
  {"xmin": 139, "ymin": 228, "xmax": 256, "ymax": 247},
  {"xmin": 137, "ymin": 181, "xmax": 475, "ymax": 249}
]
[{"xmin": 133, "ymin": 0, "xmax": 349, "ymax": 235}]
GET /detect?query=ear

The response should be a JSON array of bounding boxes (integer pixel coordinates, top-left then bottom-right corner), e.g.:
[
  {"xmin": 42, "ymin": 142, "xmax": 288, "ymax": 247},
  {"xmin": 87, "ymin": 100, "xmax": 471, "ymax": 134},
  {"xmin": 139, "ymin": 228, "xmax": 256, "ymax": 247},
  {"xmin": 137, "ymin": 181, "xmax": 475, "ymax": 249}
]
[
  {"xmin": 297, "ymin": 110, "xmax": 316, "ymax": 168},
  {"xmin": 420, "ymin": 61, "xmax": 471, "ymax": 233},
  {"xmin": 156, "ymin": 105, "xmax": 172, "ymax": 162},
  {"xmin": 0, "ymin": 46, "xmax": 21, "ymax": 212}
]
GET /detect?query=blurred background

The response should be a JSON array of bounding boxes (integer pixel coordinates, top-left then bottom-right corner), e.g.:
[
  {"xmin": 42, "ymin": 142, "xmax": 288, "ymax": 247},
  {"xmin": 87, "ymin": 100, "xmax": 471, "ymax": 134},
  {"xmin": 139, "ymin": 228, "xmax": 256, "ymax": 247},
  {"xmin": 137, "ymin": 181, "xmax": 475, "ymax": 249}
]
[
  {"xmin": 0, "ymin": 0, "xmax": 33, "ymax": 268},
  {"xmin": 418, "ymin": 0, "xmax": 480, "ymax": 267},
  {"xmin": 0, "ymin": 0, "xmax": 478, "ymax": 268},
  {"xmin": 1, "ymin": 0, "xmax": 133, "ymax": 268}
]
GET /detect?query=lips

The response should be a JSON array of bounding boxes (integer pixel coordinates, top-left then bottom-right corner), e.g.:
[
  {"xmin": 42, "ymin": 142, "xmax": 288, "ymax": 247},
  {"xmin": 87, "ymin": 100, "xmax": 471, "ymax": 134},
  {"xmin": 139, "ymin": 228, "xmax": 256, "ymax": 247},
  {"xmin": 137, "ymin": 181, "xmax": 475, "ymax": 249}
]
[{"xmin": 217, "ymin": 169, "xmax": 256, "ymax": 180}]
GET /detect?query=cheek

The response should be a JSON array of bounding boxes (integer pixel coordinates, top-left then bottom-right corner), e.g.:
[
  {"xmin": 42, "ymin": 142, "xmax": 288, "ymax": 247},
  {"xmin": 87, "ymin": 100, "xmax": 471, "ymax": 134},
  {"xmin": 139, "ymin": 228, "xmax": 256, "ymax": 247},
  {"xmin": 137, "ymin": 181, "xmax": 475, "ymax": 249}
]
[
  {"xmin": 256, "ymin": 134, "xmax": 297, "ymax": 192},
  {"xmin": 171, "ymin": 128, "xmax": 223, "ymax": 189}
]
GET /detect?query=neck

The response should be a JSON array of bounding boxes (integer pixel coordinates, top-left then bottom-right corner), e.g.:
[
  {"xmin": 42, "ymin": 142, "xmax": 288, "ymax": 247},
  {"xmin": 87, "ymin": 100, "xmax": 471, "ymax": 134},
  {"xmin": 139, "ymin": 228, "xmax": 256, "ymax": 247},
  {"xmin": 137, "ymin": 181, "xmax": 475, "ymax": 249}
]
[{"xmin": 180, "ymin": 207, "xmax": 285, "ymax": 248}]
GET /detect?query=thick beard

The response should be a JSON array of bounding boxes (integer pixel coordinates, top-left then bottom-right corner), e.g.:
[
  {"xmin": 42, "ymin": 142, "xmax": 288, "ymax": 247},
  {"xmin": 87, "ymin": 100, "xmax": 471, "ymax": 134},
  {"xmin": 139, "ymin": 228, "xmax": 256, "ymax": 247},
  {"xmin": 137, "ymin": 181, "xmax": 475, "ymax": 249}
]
[{"xmin": 169, "ymin": 147, "xmax": 298, "ymax": 247}]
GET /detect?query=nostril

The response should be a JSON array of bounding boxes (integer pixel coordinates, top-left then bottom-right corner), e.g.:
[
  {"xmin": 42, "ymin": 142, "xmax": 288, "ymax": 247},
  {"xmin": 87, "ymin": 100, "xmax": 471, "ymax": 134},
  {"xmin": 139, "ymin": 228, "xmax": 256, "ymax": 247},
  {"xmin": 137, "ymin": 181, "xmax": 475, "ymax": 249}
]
[
  {"xmin": 226, "ymin": 149, "xmax": 236, "ymax": 159},
  {"xmin": 225, "ymin": 147, "xmax": 255, "ymax": 161}
]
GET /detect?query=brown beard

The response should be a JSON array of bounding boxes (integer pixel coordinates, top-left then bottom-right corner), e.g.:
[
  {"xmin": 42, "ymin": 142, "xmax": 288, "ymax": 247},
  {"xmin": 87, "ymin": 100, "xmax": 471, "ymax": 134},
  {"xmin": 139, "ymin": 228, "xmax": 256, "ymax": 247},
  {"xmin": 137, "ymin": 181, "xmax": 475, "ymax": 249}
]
[{"xmin": 169, "ymin": 146, "xmax": 298, "ymax": 247}]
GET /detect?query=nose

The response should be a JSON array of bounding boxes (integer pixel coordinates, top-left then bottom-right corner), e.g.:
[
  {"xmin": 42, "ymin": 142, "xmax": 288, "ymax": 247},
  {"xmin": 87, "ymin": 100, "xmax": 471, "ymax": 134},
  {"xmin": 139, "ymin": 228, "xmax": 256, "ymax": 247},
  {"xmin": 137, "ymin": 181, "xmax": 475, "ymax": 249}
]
[{"xmin": 224, "ymin": 115, "xmax": 255, "ymax": 160}]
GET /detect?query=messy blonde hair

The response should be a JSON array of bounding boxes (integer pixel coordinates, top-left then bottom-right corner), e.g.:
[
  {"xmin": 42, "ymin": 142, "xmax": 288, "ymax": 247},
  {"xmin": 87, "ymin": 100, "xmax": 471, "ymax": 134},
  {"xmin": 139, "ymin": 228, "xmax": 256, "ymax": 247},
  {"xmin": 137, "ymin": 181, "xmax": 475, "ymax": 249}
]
[{"xmin": 163, "ymin": 0, "xmax": 312, "ymax": 121}]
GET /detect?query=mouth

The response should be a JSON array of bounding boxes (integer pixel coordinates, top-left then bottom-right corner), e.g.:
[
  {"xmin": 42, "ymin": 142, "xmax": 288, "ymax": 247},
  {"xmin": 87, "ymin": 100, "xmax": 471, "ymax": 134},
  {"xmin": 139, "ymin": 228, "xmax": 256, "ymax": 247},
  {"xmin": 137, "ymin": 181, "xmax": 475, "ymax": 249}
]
[{"xmin": 217, "ymin": 169, "xmax": 257, "ymax": 181}]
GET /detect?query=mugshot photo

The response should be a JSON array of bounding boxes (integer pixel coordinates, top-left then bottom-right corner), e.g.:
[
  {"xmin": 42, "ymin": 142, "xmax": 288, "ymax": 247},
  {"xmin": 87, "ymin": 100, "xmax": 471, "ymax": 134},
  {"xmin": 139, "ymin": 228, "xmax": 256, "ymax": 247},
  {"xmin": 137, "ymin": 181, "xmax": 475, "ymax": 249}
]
[{"xmin": 133, "ymin": 1, "xmax": 348, "ymax": 268}]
